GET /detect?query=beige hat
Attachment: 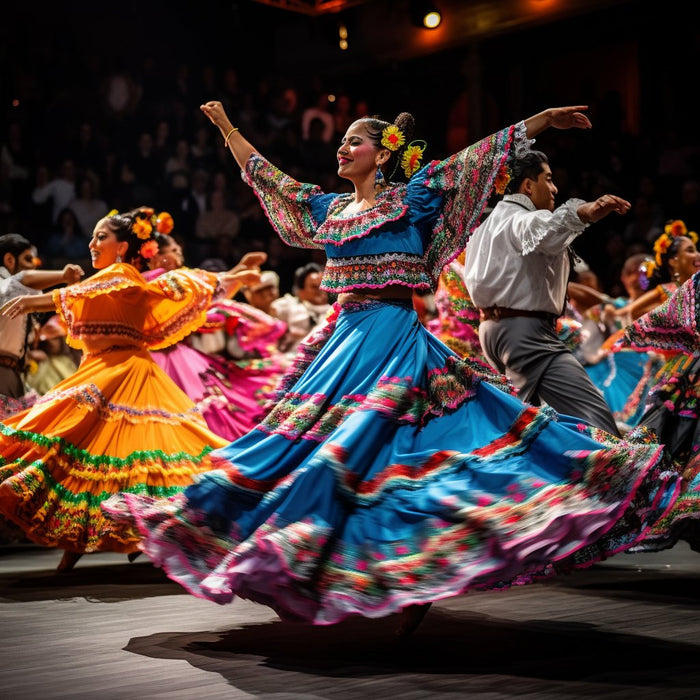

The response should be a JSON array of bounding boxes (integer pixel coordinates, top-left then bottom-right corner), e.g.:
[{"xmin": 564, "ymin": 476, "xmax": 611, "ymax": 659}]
[{"xmin": 247, "ymin": 270, "xmax": 280, "ymax": 292}]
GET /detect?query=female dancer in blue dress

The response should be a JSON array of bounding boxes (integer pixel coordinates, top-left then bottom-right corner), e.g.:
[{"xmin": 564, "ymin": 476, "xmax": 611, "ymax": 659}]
[{"xmin": 104, "ymin": 100, "xmax": 680, "ymax": 634}]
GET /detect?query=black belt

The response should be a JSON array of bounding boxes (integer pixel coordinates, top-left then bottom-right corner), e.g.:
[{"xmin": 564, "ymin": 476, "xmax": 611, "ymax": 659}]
[{"xmin": 479, "ymin": 307, "xmax": 557, "ymax": 324}]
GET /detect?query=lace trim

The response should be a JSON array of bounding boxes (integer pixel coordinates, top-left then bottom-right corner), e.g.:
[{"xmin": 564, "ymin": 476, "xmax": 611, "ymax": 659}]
[
  {"xmin": 321, "ymin": 253, "xmax": 430, "ymax": 293},
  {"xmin": 520, "ymin": 198, "xmax": 585, "ymax": 255},
  {"xmin": 312, "ymin": 189, "xmax": 408, "ymax": 246}
]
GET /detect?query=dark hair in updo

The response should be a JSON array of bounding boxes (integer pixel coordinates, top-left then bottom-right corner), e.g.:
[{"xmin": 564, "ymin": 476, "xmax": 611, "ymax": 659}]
[
  {"xmin": 651, "ymin": 234, "xmax": 687, "ymax": 284},
  {"xmin": 101, "ymin": 207, "xmax": 157, "ymax": 269},
  {"xmin": 154, "ymin": 232, "xmax": 178, "ymax": 252},
  {"xmin": 359, "ymin": 112, "xmax": 416, "ymax": 181}
]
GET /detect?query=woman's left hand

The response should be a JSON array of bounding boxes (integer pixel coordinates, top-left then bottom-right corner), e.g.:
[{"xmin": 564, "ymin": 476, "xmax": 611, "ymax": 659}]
[{"xmin": 549, "ymin": 106, "xmax": 592, "ymax": 130}]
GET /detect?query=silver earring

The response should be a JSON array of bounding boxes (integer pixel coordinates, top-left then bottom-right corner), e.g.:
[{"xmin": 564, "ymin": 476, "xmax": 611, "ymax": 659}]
[
  {"xmin": 116, "ymin": 254, "xmax": 122, "ymax": 263},
  {"xmin": 375, "ymin": 165, "xmax": 385, "ymax": 188},
  {"xmin": 673, "ymin": 271, "xmax": 681, "ymax": 282}
]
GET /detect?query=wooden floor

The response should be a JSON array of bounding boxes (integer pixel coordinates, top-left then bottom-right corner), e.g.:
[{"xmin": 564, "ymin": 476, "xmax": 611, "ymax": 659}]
[{"xmin": 2, "ymin": 542, "xmax": 700, "ymax": 700}]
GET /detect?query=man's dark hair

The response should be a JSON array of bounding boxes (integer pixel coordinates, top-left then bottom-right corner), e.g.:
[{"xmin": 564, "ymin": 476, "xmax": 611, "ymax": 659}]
[
  {"xmin": 293, "ymin": 262, "xmax": 323, "ymax": 294},
  {"xmin": 507, "ymin": 150, "xmax": 549, "ymax": 194},
  {"xmin": 0, "ymin": 233, "xmax": 33, "ymax": 260}
]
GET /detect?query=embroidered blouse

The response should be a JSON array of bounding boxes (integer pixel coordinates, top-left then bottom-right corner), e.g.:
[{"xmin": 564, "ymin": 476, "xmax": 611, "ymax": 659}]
[
  {"xmin": 242, "ymin": 122, "xmax": 532, "ymax": 293},
  {"xmin": 52, "ymin": 263, "xmax": 221, "ymax": 354}
]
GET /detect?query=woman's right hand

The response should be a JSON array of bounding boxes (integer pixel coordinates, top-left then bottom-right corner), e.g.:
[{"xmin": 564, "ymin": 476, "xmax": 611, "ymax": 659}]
[
  {"xmin": 200, "ymin": 101, "xmax": 233, "ymax": 133},
  {"xmin": 218, "ymin": 268, "xmax": 261, "ymax": 297},
  {"xmin": 62, "ymin": 264, "xmax": 85, "ymax": 284}
]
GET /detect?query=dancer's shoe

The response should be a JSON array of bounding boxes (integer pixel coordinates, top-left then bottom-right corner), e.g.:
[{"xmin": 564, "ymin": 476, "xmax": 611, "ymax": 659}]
[{"xmin": 56, "ymin": 550, "xmax": 83, "ymax": 573}]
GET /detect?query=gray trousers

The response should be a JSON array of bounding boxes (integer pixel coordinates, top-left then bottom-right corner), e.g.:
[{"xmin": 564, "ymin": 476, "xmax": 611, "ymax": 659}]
[{"xmin": 479, "ymin": 316, "xmax": 620, "ymax": 436}]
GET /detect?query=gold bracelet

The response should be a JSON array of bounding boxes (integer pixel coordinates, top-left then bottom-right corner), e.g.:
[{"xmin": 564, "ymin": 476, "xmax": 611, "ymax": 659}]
[{"xmin": 224, "ymin": 127, "xmax": 239, "ymax": 147}]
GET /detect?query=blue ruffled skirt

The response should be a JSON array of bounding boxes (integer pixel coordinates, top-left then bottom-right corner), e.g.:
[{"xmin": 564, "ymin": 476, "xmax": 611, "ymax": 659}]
[
  {"xmin": 105, "ymin": 299, "xmax": 680, "ymax": 624},
  {"xmin": 585, "ymin": 349, "xmax": 664, "ymax": 429}
]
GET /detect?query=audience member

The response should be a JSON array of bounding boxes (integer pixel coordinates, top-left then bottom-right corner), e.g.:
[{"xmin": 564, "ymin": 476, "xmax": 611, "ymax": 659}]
[
  {"xmin": 242, "ymin": 270, "xmax": 280, "ymax": 317},
  {"xmin": 68, "ymin": 175, "xmax": 109, "ymax": 237},
  {"xmin": 31, "ymin": 159, "xmax": 77, "ymax": 225},
  {"xmin": 271, "ymin": 262, "xmax": 331, "ymax": 356}
]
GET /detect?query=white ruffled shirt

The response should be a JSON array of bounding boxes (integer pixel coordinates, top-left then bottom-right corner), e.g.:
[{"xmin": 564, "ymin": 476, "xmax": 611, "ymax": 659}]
[
  {"xmin": 0, "ymin": 267, "xmax": 40, "ymax": 358},
  {"xmin": 463, "ymin": 193, "xmax": 588, "ymax": 315}
]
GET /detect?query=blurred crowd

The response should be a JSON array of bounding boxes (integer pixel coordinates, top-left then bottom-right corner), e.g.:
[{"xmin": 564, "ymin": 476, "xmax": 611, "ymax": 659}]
[{"xmin": 1, "ymin": 55, "xmax": 699, "ymax": 298}]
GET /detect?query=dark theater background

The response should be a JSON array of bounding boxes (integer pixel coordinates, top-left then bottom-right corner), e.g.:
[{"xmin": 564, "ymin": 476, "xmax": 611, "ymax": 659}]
[{"xmin": 2, "ymin": 0, "xmax": 698, "ymax": 292}]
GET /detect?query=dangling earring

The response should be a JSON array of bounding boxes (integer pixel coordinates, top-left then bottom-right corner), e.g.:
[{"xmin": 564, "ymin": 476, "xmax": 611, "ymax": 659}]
[
  {"xmin": 116, "ymin": 254, "xmax": 122, "ymax": 263},
  {"xmin": 375, "ymin": 164, "xmax": 385, "ymax": 189},
  {"xmin": 673, "ymin": 270, "xmax": 681, "ymax": 283}
]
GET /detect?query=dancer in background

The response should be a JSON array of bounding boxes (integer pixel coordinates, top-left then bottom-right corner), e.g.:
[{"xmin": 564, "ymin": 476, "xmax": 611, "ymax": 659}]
[
  {"xmin": 463, "ymin": 149, "xmax": 630, "ymax": 435},
  {"xmin": 271, "ymin": 261, "xmax": 332, "ymax": 358},
  {"xmin": 105, "ymin": 100, "xmax": 679, "ymax": 636},
  {"xmin": 0, "ymin": 208, "xmax": 259, "ymax": 572},
  {"xmin": 583, "ymin": 253, "xmax": 665, "ymax": 431},
  {"xmin": 146, "ymin": 232, "xmax": 287, "ymax": 440},
  {"xmin": 0, "ymin": 233, "xmax": 83, "ymax": 417},
  {"xmin": 618, "ymin": 268, "xmax": 700, "ymax": 553}
]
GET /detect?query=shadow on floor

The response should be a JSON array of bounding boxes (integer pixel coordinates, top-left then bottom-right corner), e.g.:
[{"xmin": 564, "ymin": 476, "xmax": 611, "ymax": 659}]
[{"xmin": 124, "ymin": 606, "xmax": 700, "ymax": 697}]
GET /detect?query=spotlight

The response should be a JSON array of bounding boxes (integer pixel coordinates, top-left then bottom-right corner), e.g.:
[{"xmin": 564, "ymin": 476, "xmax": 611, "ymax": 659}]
[
  {"xmin": 410, "ymin": 1, "xmax": 442, "ymax": 29},
  {"xmin": 338, "ymin": 22, "xmax": 348, "ymax": 50}
]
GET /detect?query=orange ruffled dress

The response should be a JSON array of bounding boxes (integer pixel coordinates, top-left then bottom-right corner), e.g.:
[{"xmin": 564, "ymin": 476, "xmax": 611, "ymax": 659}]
[{"xmin": 0, "ymin": 263, "xmax": 228, "ymax": 554}]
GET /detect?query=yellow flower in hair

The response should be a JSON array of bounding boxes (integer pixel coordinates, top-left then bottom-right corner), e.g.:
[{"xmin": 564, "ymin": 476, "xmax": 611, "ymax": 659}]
[
  {"xmin": 401, "ymin": 143, "xmax": 425, "ymax": 178},
  {"xmin": 654, "ymin": 219, "xmax": 698, "ymax": 265},
  {"xmin": 653, "ymin": 233, "xmax": 672, "ymax": 266},
  {"xmin": 156, "ymin": 212, "xmax": 174, "ymax": 234},
  {"xmin": 132, "ymin": 218, "xmax": 153, "ymax": 240},
  {"xmin": 665, "ymin": 219, "xmax": 687, "ymax": 237},
  {"xmin": 381, "ymin": 125, "xmax": 405, "ymax": 151},
  {"xmin": 107, "ymin": 209, "xmax": 119, "ymax": 217}
]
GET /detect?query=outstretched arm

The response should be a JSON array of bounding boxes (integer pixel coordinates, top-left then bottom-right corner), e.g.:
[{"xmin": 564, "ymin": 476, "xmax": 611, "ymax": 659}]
[
  {"xmin": 523, "ymin": 106, "xmax": 592, "ymax": 139},
  {"xmin": 19, "ymin": 264, "xmax": 85, "ymax": 291},
  {"xmin": 0, "ymin": 291, "xmax": 57, "ymax": 318},
  {"xmin": 217, "ymin": 269, "xmax": 262, "ymax": 299},
  {"xmin": 576, "ymin": 194, "xmax": 631, "ymax": 224},
  {"xmin": 612, "ymin": 288, "xmax": 664, "ymax": 323},
  {"xmin": 201, "ymin": 101, "xmax": 258, "ymax": 171}
]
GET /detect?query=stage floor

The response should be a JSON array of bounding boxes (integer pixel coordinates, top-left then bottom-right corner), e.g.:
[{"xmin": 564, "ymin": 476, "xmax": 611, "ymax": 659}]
[{"xmin": 2, "ymin": 542, "xmax": 699, "ymax": 699}]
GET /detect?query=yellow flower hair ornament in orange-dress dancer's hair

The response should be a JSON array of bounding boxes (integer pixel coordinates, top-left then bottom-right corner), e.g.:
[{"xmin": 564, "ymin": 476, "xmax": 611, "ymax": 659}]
[
  {"xmin": 653, "ymin": 219, "xmax": 698, "ymax": 266},
  {"xmin": 107, "ymin": 208, "xmax": 175, "ymax": 259}
]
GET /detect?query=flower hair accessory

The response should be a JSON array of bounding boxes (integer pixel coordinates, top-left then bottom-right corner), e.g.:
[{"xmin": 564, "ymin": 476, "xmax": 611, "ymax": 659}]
[
  {"xmin": 638, "ymin": 258, "xmax": 656, "ymax": 291},
  {"xmin": 132, "ymin": 213, "xmax": 153, "ymax": 240},
  {"xmin": 155, "ymin": 212, "xmax": 174, "ymax": 234},
  {"xmin": 139, "ymin": 239, "xmax": 159, "ymax": 260},
  {"xmin": 381, "ymin": 125, "xmax": 405, "ymax": 151},
  {"xmin": 494, "ymin": 163, "xmax": 512, "ymax": 195},
  {"xmin": 653, "ymin": 219, "xmax": 698, "ymax": 266},
  {"xmin": 401, "ymin": 140, "xmax": 426, "ymax": 178}
]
